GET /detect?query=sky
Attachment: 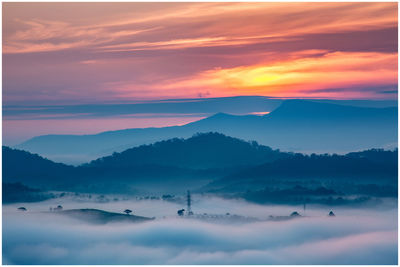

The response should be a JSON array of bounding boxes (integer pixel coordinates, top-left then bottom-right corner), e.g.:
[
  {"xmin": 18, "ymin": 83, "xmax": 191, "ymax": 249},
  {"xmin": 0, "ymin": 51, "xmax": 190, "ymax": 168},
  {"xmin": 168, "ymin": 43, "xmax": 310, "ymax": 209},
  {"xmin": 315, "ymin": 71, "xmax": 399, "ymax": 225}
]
[{"xmin": 2, "ymin": 2, "xmax": 398, "ymax": 144}]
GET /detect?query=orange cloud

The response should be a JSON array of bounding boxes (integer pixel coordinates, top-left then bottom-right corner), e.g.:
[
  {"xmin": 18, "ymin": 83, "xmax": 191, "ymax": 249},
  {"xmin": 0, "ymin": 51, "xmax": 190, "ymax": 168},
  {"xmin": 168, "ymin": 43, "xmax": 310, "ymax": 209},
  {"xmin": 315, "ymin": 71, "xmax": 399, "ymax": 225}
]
[{"xmin": 155, "ymin": 51, "xmax": 397, "ymax": 99}]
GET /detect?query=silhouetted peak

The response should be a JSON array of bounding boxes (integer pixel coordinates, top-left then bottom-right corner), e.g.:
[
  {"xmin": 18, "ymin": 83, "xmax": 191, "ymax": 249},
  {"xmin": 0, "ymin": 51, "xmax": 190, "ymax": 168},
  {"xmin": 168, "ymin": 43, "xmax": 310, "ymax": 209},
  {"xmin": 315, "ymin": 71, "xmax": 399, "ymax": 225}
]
[
  {"xmin": 190, "ymin": 132, "xmax": 230, "ymax": 140},
  {"xmin": 87, "ymin": 132, "xmax": 282, "ymax": 169},
  {"xmin": 212, "ymin": 112, "xmax": 230, "ymax": 117},
  {"xmin": 185, "ymin": 112, "xmax": 238, "ymax": 127},
  {"xmin": 204, "ymin": 112, "xmax": 236, "ymax": 121},
  {"xmin": 3, "ymin": 146, "xmax": 72, "ymax": 168}
]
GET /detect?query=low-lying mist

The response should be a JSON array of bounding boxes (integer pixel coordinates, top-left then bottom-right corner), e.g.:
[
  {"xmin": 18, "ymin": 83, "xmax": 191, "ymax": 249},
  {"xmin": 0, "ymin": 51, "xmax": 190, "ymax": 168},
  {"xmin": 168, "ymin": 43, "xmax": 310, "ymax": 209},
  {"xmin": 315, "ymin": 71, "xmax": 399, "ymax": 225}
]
[{"xmin": 3, "ymin": 195, "xmax": 397, "ymax": 264}]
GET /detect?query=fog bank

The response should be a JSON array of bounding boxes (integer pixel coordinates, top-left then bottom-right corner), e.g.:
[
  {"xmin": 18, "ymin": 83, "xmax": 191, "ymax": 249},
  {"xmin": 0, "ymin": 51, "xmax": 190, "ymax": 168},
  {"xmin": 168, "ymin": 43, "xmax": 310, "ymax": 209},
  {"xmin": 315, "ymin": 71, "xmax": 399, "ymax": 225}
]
[{"xmin": 3, "ymin": 197, "xmax": 397, "ymax": 264}]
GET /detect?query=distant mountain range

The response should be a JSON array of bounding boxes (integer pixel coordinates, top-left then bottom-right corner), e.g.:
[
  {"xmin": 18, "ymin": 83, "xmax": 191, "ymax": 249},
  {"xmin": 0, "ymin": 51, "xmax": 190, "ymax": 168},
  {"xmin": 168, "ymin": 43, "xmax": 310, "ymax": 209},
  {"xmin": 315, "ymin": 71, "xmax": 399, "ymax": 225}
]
[
  {"xmin": 15, "ymin": 99, "xmax": 398, "ymax": 165},
  {"xmin": 6, "ymin": 95, "xmax": 395, "ymax": 121}
]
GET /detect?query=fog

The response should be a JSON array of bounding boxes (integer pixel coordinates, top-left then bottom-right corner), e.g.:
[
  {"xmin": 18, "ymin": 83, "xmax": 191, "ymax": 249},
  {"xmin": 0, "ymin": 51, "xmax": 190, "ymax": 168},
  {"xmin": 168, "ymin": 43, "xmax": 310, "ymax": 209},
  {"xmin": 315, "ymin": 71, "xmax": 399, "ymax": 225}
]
[{"xmin": 3, "ymin": 195, "xmax": 397, "ymax": 264}]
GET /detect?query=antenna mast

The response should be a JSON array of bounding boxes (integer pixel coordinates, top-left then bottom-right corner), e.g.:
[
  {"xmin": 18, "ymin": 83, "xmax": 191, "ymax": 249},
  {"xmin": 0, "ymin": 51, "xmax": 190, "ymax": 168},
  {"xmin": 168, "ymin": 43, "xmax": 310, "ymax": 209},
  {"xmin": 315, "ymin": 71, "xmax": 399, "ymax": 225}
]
[{"xmin": 187, "ymin": 190, "xmax": 193, "ymax": 215}]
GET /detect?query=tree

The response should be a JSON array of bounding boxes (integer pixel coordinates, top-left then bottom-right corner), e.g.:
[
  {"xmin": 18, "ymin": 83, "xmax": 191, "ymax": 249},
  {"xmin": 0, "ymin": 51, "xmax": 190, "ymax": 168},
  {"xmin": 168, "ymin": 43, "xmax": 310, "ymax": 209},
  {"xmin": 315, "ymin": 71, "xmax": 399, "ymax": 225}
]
[
  {"xmin": 124, "ymin": 209, "xmax": 132, "ymax": 215},
  {"xmin": 290, "ymin": 211, "xmax": 300, "ymax": 217},
  {"xmin": 177, "ymin": 209, "xmax": 185, "ymax": 216}
]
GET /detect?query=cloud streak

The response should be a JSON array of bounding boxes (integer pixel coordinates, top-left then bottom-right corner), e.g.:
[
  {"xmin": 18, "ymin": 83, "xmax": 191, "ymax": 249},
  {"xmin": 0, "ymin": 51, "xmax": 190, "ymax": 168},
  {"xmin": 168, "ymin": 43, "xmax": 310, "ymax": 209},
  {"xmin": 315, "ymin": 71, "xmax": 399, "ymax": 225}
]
[{"xmin": 3, "ymin": 3, "xmax": 397, "ymax": 54}]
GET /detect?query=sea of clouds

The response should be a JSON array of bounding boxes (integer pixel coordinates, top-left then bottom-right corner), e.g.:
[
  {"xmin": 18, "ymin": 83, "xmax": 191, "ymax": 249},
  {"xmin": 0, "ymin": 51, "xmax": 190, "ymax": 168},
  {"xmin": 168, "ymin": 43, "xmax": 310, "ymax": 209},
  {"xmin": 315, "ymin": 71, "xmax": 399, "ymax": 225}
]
[{"xmin": 2, "ymin": 196, "xmax": 398, "ymax": 264}]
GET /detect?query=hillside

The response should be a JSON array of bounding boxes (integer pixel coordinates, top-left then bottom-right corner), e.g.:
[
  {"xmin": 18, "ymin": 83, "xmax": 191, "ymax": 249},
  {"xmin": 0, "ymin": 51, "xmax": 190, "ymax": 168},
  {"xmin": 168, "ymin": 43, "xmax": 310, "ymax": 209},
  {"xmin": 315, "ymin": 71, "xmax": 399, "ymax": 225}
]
[
  {"xmin": 57, "ymin": 209, "xmax": 154, "ymax": 224},
  {"xmin": 4, "ymin": 134, "xmax": 397, "ymax": 196},
  {"xmin": 205, "ymin": 150, "xmax": 398, "ymax": 193},
  {"xmin": 87, "ymin": 132, "xmax": 289, "ymax": 169},
  {"xmin": 2, "ymin": 146, "xmax": 75, "ymax": 187},
  {"xmin": 2, "ymin": 146, "xmax": 217, "ymax": 193},
  {"xmin": 3, "ymin": 182, "xmax": 54, "ymax": 203}
]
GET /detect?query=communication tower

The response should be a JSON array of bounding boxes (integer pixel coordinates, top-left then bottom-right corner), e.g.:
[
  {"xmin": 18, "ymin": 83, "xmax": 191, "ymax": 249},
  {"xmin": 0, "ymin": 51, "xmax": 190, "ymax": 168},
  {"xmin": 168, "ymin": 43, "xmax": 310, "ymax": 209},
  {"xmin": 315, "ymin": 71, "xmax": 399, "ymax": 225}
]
[{"xmin": 187, "ymin": 190, "xmax": 193, "ymax": 215}]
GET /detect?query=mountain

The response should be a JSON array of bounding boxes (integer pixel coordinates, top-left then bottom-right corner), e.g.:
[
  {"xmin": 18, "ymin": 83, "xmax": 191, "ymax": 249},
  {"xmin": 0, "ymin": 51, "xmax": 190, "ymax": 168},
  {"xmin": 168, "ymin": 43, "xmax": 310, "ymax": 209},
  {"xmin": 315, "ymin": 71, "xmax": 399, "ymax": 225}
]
[
  {"xmin": 6, "ymin": 133, "xmax": 290, "ymax": 193},
  {"xmin": 71, "ymin": 133, "xmax": 293, "ymax": 193},
  {"xmin": 204, "ymin": 150, "xmax": 398, "ymax": 193},
  {"xmin": 3, "ymin": 134, "xmax": 397, "ymax": 198},
  {"xmin": 16, "ymin": 100, "xmax": 397, "ymax": 164},
  {"xmin": 2, "ymin": 146, "xmax": 75, "ymax": 187},
  {"xmin": 2, "ymin": 146, "xmax": 215, "ymax": 193},
  {"xmin": 3, "ymin": 182, "xmax": 55, "ymax": 203},
  {"xmin": 345, "ymin": 148, "xmax": 398, "ymax": 165},
  {"xmin": 86, "ymin": 132, "xmax": 290, "ymax": 169},
  {"xmin": 230, "ymin": 153, "xmax": 397, "ymax": 180}
]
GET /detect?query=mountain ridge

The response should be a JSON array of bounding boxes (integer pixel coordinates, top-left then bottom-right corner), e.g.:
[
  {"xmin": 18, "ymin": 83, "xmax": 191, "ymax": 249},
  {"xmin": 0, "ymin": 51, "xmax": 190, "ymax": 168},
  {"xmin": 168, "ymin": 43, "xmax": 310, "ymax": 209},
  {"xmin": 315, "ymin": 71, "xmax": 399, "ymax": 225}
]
[
  {"xmin": 15, "ymin": 100, "xmax": 398, "ymax": 164},
  {"xmin": 3, "ymin": 133, "xmax": 397, "ymax": 195},
  {"xmin": 86, "ymin": 132, "xmax": 290, "ymax": 169}
]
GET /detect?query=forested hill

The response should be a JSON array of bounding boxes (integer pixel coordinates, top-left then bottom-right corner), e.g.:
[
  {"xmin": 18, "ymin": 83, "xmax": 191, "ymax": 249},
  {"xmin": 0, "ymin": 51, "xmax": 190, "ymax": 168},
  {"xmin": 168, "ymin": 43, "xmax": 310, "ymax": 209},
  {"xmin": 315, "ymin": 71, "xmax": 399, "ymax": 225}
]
[
  {"xmin": 3, "ymin": 135, "xmax": 397, "ymax": 194},
  {"xmin": 85, "ymin": 132, "xmax": 291, "ymax": 169}
]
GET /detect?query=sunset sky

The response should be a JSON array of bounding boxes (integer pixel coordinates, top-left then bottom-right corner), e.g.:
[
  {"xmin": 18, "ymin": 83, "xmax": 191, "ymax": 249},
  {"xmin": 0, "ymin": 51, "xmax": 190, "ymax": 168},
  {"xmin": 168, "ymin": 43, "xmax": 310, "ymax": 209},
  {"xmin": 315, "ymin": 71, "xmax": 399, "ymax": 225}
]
[{"xmin": 2, "ymin": 2, "xmax": 398, "ymax": 144}]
